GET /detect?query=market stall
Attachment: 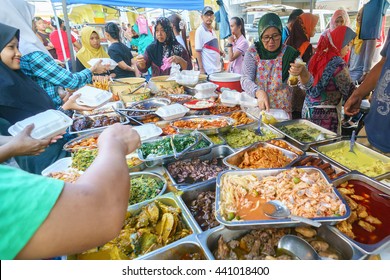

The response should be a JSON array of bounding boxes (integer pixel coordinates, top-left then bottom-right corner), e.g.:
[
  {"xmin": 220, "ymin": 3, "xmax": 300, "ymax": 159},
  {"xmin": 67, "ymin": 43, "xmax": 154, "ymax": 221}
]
[{"xmin": 27, "ymin": 68, "xmax": 389, "ymax": 260}]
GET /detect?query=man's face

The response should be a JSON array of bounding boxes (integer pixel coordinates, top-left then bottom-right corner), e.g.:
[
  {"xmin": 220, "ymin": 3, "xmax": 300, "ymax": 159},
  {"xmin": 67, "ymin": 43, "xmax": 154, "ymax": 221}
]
[{"xmin": 202, "ymin": 12, "xmax": 214, "ymax": 27}]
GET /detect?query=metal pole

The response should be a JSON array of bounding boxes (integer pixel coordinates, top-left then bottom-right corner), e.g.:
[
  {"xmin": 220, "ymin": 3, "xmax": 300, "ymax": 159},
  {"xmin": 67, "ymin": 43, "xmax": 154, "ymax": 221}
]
[
  {"xmin": 51, "ymin": 0, "xmax": 69, "ymax": 71},
  {"xmin": 310, "ymin": 0, "xmax": 313, "ymax": 13},
  {"xmin": 62, "ymin": 0, "xmax": 77, "ymax": 72}
]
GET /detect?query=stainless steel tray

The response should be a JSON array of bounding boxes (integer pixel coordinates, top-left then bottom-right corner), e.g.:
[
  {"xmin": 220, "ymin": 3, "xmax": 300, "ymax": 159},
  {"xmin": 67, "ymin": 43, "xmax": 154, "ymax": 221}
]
[
  {"xmin": 138, "ymin": 235, "xmax": 209, "ymax": 260},
  {"xmin": 222, "ymin": 110, "xmax": 258, "ymax": 130},
  {"xmin": 270, "ymin": 119, "xmax": 341, "ymax": 151},
  {"xmin": 292, "ymin": 152, "xmax": 348, "ymax": 181},
  {"xmin": 164, "ymin": 145, "xmax": 234, "ymax": 190},
  {"xmin": 178, "ymin": 181, "xmax": 219, "ymax": 233},
  {"xmin": 137, "ymin": 131, "xmax": 213, "ymax": 167},
  {"xmin": 215, "ymin": 167, "xmax": 350, "ymax": 229},
  {"xmin": 196, "ymin": 225, "xmax": 365, "ymax": 260},
  {"xmin": 68, "ymin": 111, "xmax": 129, "ymax": 135},
  {"xmin": 313, "ymin": 141, "xmax": 390, "ymax": 180},
  {"xmin": 128, "ymin": 171, "xmax": 167, "ymax": 209},
  {"xmin": 222, "ymin": 123, "xmax": 285, "ymax": 150},
  {"xmin": 129, "ymin": 97, "xmax": 171, "ymax": 111},
  {"xmin": 266, "ymin": 138, "xmax": 305, "ymax": 156},
  {"xmin": 223, "ymin": 141, "xmax": 300, "ymax": 170},
  {"xmin": 171, "ymin": 115, "xmax": 235, "ymax": 135},
  {"xmin": 331, "ymin": 172, "xmax": 390, "ymax": 255},
  {"xmin": 63, "ymin": 131, "xmax": 100, "ymax": 152}
]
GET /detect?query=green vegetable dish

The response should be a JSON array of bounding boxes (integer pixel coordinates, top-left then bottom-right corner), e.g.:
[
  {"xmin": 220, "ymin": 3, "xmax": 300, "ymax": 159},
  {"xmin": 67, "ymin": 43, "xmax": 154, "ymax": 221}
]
[
  {"xmin": 71, "ymin": 149, "xmax": 98, "ymax": 171},
  {"xmin": 224, "ymin": 128, "xmax": 277, "ymax": 149},
  {"xmin": 279, "ymin": 124, "xmax": 323, "ymax": 143},
  {"xmin": 139, "ymin": 135, "xmax": 209, "ymax": 159},
  {"xmin": 129, "ymin": 175, "xmax": 165, "ymax": 205}
]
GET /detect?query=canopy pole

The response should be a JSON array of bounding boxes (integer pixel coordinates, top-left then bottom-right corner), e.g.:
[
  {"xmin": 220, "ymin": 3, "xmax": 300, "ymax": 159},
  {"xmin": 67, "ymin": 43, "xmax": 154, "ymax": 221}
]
[
  {"xmin": 51, "ymin": 0, "xmax": 69, "ymax": 71},
  {"xmin": 62, "ymin": 0, "xmax": 76, "ymax": 72}
]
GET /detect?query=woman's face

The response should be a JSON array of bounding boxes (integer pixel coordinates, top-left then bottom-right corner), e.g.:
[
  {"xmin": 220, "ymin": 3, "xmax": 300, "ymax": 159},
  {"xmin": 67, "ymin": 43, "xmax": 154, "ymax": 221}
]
[
  {"xmin": 340, "ymin": 41, "xmax": 352, "ymax": 57},
  {"xmin": 230, "ymin": 20, "xmax": 239, "ymax": 36},
  {"xmin": 90, "ymin": 32, "xmax": 101, "ymax": 49},
  {"xmin": 335, "ymin": 16, "xmax": 345, "ymax": 27},
  {"xmin": 35, "ymin": 19, "xmax": 47, "ymax": 32},
  {"xmin": 261, "ymin": 27, "xmax": 281, "ymax": 52},
  {"xmin": 155, "ymin": 24, "xmax": 167, "ymax": 43},
  {"xmin": 0, "ymin": 37, "xmax": 21, "ymax": 70},
  {"xmin": 356, "ymin": 9, "xmax": 363, "ymax": 25}
]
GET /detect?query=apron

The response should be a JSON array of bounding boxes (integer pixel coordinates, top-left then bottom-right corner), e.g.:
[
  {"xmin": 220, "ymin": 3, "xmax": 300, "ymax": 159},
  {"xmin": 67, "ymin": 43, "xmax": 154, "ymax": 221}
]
[
  {"xmin": 304, "ymin": 101, "xmax": 342, "ymax": 134},
  {"xmin": 255, "ymin": 45, "xmax": 292, "ymax": 116}
]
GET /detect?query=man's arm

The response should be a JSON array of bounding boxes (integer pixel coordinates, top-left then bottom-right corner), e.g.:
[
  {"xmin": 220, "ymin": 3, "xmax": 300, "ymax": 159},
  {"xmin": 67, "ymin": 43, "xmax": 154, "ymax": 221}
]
[{"xmin": 16, "ymin": 124, "xmax": 141, "ymax": 259}]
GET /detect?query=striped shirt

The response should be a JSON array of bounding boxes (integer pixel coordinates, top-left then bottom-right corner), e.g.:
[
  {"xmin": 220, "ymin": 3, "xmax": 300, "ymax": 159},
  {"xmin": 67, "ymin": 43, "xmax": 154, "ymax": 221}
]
[{"xmin": 20, "ymin": 51, "xmax": 92, "ymax": 107}]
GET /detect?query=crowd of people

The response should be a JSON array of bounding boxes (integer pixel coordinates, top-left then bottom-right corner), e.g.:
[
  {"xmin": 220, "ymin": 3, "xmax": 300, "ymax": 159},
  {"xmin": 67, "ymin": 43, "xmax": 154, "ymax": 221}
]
[{"xmin": 0, "ymin": 0, "xmax": 389, "ymax": 260}]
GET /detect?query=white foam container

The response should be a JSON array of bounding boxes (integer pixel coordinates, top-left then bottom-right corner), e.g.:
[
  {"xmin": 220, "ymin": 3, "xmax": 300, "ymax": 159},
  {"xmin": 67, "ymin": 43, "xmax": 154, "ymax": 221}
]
[
  {"xmin": 194, "ymin": 82, "xmax": 218, "ymax": 94},
  {"xmin": 74, "ymin": 85, "xmax": 112, "ymax": 107},
  {"xmin": 239, "ymin": 92, "xmax": 257, "ymax": 107},
  {"xmin": 8, "ymin": 109, "xmax": 73, "ymax": 140},
  {"xmin": 133, "ymin": 124, "xmax": 163, "ymax": 141},
  {"xmin": 220, "ymin": 90, "xmax": 240, "ymax": 107},
  {"xmin": 88, "ymin": 58, "xmax": 118, "ymax": 70},
  {"xmin": 176, "ymin": 70, "xmax": 200, "ymax": 86},
  {"xmin": 155, "ymin": 103, "xmax": 190, "ymax": 121},
  {"xmin": 41, "ymin": 157, "xmax": 73, "ymax": 176}
]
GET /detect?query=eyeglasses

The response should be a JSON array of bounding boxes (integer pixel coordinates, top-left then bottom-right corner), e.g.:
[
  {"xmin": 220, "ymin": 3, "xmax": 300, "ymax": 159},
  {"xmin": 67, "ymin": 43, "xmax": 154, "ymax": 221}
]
[{"xmin": 261, "ymin": 33, "xmax": 281, "ymax": 43}]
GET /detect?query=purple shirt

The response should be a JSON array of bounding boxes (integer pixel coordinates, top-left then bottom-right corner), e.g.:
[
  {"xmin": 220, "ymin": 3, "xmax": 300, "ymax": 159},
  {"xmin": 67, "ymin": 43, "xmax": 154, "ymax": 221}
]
[{"xmin": 230, "ymin": 35, "xmax": 249, "ymax": 74}]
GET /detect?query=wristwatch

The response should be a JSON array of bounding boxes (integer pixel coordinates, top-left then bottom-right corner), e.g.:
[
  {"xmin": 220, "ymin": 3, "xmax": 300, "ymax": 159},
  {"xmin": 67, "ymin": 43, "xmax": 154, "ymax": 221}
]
[{"xmin": 226, "ymin": 43, "xmax": 233, "ymax": 48}]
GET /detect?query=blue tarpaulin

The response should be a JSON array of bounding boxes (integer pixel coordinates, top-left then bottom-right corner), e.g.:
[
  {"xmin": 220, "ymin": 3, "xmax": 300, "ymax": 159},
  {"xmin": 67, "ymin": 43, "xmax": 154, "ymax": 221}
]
[{"xmin": 50, "ymin": 0, "xmax": 204, "ymax": 10}]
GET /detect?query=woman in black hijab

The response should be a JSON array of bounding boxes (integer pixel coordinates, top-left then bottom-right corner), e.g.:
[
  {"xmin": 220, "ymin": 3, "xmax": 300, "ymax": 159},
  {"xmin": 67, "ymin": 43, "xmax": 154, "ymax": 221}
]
[
  {"xmin": 0, "ymin": 22, "xmax": 68, "ymax": 174},
  {"xmin": 136, "ymin": 17, "xmax": 192, "ymax": 76}
]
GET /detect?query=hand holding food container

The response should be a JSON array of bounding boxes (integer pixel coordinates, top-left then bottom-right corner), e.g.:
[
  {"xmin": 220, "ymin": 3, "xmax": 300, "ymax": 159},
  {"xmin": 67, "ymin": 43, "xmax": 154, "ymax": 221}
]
[{"xmin": 288, "ymin": 58, "xmax": 307, "ymax": 87}]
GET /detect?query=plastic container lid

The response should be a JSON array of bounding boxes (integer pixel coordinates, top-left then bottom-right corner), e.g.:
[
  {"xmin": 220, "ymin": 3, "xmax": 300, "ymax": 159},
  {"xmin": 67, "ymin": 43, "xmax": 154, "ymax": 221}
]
[
  {"xmin": 208, "ymin": 72, "xmax": 241, "ymax": 82},
  {"xmin": 133, "ymin": 124, "xmax": 163, "ymax": 141},
  {"xmin": 75, "ymin": 85, "xmax": 112, "ymax": 107},
  {"xmin": 155, "ymin": 103, "xmax": 190, "ymax": 121},
  {"xmin": 88, "ymin": 58, "xmax": 118, "ymax": 70},
  {"xmin": 8, "ymin": 109, "xmax": 73, "ymax": 140}
]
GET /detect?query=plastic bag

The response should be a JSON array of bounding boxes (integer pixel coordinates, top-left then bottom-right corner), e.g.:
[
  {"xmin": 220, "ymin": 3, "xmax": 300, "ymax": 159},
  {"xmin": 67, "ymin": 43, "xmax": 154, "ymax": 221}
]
[{"xmin": 166, "ymin": 62, "xmax": 180, "ymax": 81}]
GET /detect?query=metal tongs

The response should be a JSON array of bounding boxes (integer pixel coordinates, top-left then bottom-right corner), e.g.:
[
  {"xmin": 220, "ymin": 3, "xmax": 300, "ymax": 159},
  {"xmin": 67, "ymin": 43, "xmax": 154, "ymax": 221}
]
[
  {"xmin": 170, "ymin": 131, "xmax": 202, "ymax": 159},
  {"xmin": 127, "ymin": 82, "xmax": 148, "ymax": 95},
  {"xmin": 112, "ymin": 106, "xmax": 143, "ymax": 125}
]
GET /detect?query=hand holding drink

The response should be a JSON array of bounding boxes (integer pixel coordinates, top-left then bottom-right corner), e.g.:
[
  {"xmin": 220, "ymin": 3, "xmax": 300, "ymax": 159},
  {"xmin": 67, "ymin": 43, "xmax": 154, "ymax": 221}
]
[
  {"xmin": 136, "ymin": 55, "xmax": 146, "ymax": 69},
  {"xmin": 288, "ymin": 58, "xmax": 306, "ymax": 87}
]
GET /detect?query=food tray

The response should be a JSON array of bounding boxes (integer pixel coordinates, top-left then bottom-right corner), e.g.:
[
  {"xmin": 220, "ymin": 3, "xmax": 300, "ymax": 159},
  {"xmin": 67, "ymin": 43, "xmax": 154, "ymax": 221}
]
[
  {"xmin": 133, "ymin": 124, "xmax": 163, "ymax": 141},
  {"xmin": 137, "ymin": 132, "xmax": 213, "ymax": 167},
  {"xmin": 128, "ymin": 171, "xmax": 167, "ymax": 208},
  {"xmin": 63, "ymin": 131, "xmax": 100, "ymax": 152},
  {"xmin": 270, "ymin": 119, "xmax": 341, "ymax": 151},
  {"xmin": 313, "ymin": 141, "xmax": 390, "ymax": 180},
  {"xmin": 267, "ymin": 138, "xmax": 305, "ymax": 156},
  {"xmin": 292, "ymin": 152, "xmax": 348, "ymax": 181},
  {"xmin": 223, "ymin": 142, "xmax": 300, "ymax": 170},
  {"xmin": 330, "ymin": 172, "xmax": 390, "ymax": 255},
  {"xmin": 221, "ymin": 123, "xmax": 285, "ymax": 150},
  {"xmin": 178, "ymin": 181, "xmax": 218, "ymax": 232},
  {"xmin": 74, "ymin": 85, "xmax": 112, "ymax": 107},
  {"xmin": 196, "ymin": 225, "xmax": 365, "ymax": 260},
  {"xmin": 164, "ymin": 145, "xmax": 234, "ymax": 190},
  {"xmin": 129, "ymin": 97, "xmax": 171, "ymax": 111},
  {"xmin": 166, "ymin": 94, "xmax": 193, "ymax": 104},
  {"xmin": 171, "ymin": 115, "xmax": 235, "ymax": 135},
  {"xmin": 126, "ymin": 153, "xmax": 147, "ymax": 172},
  {"xmin": 184, "ymin": 100, "xmax": 216, "ymax": 110},
  {"xmin": 222, "ymin": 110, "xmax": 257, "ymax": 130},
  {"xmin": 138, "ymin": 236, "xmax": 209, "ymax": 260},
  {"xmin": 215, "ymin": 167, "xmax": 350, "ymax": 229},
  {"xmin": 41, "ymin": 157, "xmax": 73, "ymax": 176},
  {"xmin": 70, "ymin": 193, "xmax": 200, "ymax": 260},
  {"xmin": 68, "ymin": 111, "xmax": 129, "ymax": 135},
  {"xmin": 8, "ymin": 109, "xmax": 73, "ymax": 140}
]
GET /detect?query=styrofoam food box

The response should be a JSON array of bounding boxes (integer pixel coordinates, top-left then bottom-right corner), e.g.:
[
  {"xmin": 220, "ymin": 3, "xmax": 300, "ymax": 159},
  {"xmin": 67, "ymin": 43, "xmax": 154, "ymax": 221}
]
[
  {"xmin": 41, "ymin": 157, "xmax": 73, "ymax": 176},
  {"xmin": 75, "ymin": 85, "xmax": 112, "ymax": 107},
  {"xmin": 133, "ymin": 124, "xmax": 163, "ymax": 141},
  {"xmin": 220, "ymin": 90, "xmax": 240, "ymax": 107},
  {"xmin": 8, "ymin": 109, "xmax": 73, "ymax": 140},
  {"xmin": 88, "ymin": 58, "xmax": 118, "ymax": 70},
  {"xmin": 239, "ymin": 92, "xmax": 257, "ymax": 107},
  {"xmin": 176, "ymin": 70, "xmax": 200, "ymax": 86},
  {"xmin": 194, "ymin": 82, "xmax": 218, "ymax": 94},
  {"xmin": 155, "ymin": 103, "xmax": 190, "ymax": 121}
]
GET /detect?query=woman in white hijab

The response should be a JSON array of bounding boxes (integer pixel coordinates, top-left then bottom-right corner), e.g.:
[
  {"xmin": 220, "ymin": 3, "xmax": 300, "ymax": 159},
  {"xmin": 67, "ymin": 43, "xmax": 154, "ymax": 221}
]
[{"xmin": 0, "ymin": 0, "xmax": 108, "ymax": 108}]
